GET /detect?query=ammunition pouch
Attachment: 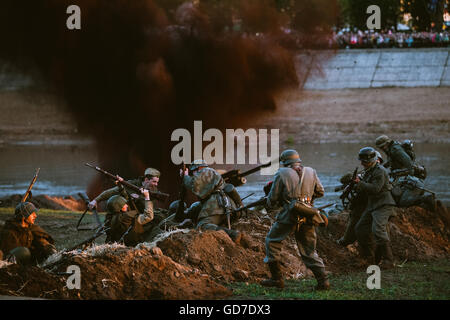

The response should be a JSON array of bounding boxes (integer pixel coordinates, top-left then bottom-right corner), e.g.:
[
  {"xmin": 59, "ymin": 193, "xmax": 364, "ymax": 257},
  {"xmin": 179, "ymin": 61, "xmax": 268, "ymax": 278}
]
[{"xmin": 288, "ymin": 199, "xmax": 326, "ymax": 227}]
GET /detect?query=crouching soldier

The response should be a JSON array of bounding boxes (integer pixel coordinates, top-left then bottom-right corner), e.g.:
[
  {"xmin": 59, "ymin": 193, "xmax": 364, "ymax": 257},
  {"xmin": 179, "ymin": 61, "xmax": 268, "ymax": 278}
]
[
  {"xmin": 0, "ymin": 202, "xmax": 56, "ymax": 265},
  {"xmin": 180, "ymin": 160, "xmax": 242, "ymax": 244},
  {"xmin": 354, "ymin": 147, "xmax": 397, "ymax": 269},
  {"xmin": 262, "ymin": 149, "xmax": 329, "ymax": 290},
  {"xmin": 106, "ymin": 188, "xmax": 154, "ymax": 246}
]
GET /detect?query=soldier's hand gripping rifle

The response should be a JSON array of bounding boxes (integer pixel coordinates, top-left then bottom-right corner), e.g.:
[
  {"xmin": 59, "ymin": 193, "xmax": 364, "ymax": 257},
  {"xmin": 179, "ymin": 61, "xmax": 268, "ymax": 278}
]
[
  {"xmin": 339, "ymin": 167, "xmax": 359, "ymax": 209},
  {"xmin": 85, "ymin": 163, "xmax": 170, "ymax": 201},
  {"xmin": 21, "ymin": 168, "xmax": 40, "ymax": 203},
  {"xmin": 221, "ymin": 160, "xmax": 274, "ymax": 187}
]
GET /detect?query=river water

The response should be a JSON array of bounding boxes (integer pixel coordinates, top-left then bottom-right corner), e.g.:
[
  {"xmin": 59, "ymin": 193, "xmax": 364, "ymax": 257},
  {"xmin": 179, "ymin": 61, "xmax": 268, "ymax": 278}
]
[{"xmin": 0, "ymin": 142, "xmax": 449, "ymax": 207}]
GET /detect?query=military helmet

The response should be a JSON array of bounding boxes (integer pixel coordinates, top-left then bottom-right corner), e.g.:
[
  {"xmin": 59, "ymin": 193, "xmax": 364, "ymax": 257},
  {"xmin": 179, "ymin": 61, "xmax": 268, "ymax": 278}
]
[
  {"xmin": 189, "ymin": 159, "xmax": 208, "ymax": 171},
  {"xmin": 358, "ymin": 147, "xmax": 377, "ymax": 163},
  {"xmin": 15, "ymin": 202, "xmax": 38, "ymax": 219},
  {"xmin": 144, "ymin": 168, "xmax": 160, "ymax": 178},
  {"xmin": 375, "ymin": 150, "xmax": 384, "ymax": 164},
  {"xmin": 106, "ymin": 195, "xmax": 128, "ymax": 213},
  {"xmin": 375, "ymin": 135, "xmax": 392, "ymax": 148},
  {"xmin": 8, "ymin": 247, "xmax": 32, "ymax": 265},
  {"xmin": 280, "ymin": 149, "xmax": 301, "ymax": 166},
  {"xmin": 168, "ymin": 200, "xmax": 187, "ymax": 215}
]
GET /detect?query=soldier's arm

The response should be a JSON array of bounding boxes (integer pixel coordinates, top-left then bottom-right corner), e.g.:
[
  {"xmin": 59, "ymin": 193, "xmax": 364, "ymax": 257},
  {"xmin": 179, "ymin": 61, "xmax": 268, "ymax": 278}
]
[
  {"xmin": 356, "ymin": 169, "xmax": 386, "ymax": 195},
  {"xmin": 267, "ymin": 172, "xmax": 282, "ymax": 208},
  {"xmin": 136, "ymin": 200, "xmax": 154, "ymax": 225},
  {"xmin": 31, "ymin": 225, "xmax": 56, "ymax": 253},
  {"xmin": 313, "ymin": 170, "xmax": 325, "ymax": 199},
  {"xmin": 0, "ymin": 231, "xmax": 21, "ymax": 255},
  {"xmin": 94, "ymin": 186, "xmax": 121, "ymax": 203}
]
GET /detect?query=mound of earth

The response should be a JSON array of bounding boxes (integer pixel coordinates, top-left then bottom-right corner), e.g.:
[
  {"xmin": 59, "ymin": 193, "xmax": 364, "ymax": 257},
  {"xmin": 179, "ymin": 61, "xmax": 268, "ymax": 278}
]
[
  {"xmin": 0, "ymin": 194, "xmax": 86, "ymax": 211},
  {"xmin": 0, "ymin": 205, "xmax": 448, "ymax": 299}
]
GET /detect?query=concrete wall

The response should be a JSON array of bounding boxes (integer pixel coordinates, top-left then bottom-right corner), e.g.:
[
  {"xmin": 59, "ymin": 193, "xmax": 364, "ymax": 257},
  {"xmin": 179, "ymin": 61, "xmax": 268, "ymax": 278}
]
[{"xmin": 298, "ymin": 48, "xmax": 450, "ymax": 89}]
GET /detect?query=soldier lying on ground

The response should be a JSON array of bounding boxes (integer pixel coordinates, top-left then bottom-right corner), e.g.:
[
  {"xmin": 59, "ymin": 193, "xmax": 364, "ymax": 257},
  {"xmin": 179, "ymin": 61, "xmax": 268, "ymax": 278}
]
[{"xmin": 0, "ymin": 202, "xmax": 56, "ymax": 265}]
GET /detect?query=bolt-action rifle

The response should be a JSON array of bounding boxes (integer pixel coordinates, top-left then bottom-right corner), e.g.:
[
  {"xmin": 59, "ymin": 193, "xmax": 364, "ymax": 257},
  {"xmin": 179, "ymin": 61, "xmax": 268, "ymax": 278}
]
[
  {"xmin": 85, "ymin": 163, "xmax": 170, "ymax": 201},
  {"xmin": 22, "ymin": 168, "xmax": 40, "ymax": 202},
  {"xmin": 339, "ymin": 167, "xmax": 359, "ymax": 209}
]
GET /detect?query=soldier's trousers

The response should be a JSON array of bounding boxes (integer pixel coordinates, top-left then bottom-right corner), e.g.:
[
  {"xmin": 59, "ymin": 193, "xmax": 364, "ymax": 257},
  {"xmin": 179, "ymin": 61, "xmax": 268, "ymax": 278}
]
[
  {"xmin": 196, "ymin": 214, "xmax": 227, "ymax": 231},
  {"xmin": 341, "ymin": 209, "xmax": 363, "ymax": 245},
  {"xmin": 264, "ymin": 221, "xmax": 326, "ymax": 271},
  {"xmin": 397, "ymin": 187, "xmax": 427, "ymax": 208},
  {"xmin": 355, "ymin": 205, "xmax": 395, "ymax": 245}
]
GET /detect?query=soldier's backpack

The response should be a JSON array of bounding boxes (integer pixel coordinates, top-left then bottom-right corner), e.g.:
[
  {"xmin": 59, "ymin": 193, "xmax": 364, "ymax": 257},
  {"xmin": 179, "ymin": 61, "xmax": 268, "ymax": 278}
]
[{"xmin": 400, "ymin": 140, "xmax": 427, "ymax": 180}]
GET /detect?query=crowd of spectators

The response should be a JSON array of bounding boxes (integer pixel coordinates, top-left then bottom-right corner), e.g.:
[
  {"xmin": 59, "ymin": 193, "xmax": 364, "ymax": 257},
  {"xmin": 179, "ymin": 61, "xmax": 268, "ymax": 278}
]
[{"xmin": 334, "ymin": 29, "xmax": 450, "ymax": 49}]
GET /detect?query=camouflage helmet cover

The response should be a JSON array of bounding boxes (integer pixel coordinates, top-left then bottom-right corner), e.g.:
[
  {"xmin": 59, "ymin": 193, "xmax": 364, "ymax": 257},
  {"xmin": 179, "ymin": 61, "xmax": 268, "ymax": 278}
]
[
  {"xmin": 15, "ymin": 202, "xmax": 38, "ymax": 219},
  {"xmin": 106, "ymin": 195, "xmax": 128, "ymax": 213},
  {"xmin": 189, "ymin": 159, "xmax": 208, "ymax": 171},
  {"xmin": 144, "ymin": 168, "xmax": 160, "ymax": 178},
  {"xmin": 8, "ymin": 247, "xmax": 32, "ymax": 265},
  {"xmin": 280, "ymin": 149, "xmax": 301, "ymax": 166},
  {"xmin": 375, "ymin": 135, "xmax": 392, "ymax": 148}
]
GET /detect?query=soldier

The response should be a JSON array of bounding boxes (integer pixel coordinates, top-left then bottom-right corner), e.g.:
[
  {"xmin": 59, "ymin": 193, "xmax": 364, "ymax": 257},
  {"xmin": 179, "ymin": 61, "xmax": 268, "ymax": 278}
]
[
  {"xmin": 354, "ymin": 147, "xmax": 397, "ymax": 269},
  {"xmin": 375, "ymin": 135, "xmax": 436, "ymax": 212},
  {"xmin": 262, "ymin": 149, "xmax": 329, "ymax": 290},
  {"xmin": 88, "ymin": 167, "xmax": 162, "ymax": 237},
  {"xmin": 180, "ymin": 159, "xmax": 242, "ymax": 243},
  {"xmin": 336, "ymin": 151, "xmax": 383, "ymax": 247},
  {"xmin": 105, "ymin": 188, "xmax": 154, "ymax": 246},
  {"xmin": 0, "ymin": 202, "xmax": 56, "ymax": 265}
]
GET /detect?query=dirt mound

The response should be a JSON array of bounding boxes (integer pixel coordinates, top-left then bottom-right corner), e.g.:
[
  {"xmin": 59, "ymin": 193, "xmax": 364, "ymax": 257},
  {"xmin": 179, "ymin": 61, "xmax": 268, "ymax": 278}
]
[
  {"xmin": 0, "ymin": 245, "xmax": 231, "ymax": 299},
  {"xmin": 0, "ymin": 194, "xmax": 85, "ymax": 211},
  {"xmin": 0, "ymin": 205, "xmax": 448, "ymax": 299}
]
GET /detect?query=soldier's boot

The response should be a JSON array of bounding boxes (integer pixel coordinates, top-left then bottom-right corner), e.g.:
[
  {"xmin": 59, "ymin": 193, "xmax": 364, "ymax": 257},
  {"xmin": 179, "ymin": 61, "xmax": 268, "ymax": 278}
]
[
  {"xmin": 311, "ymin": 267, "xmax": 330, "ymax": 291},
  {"xmin": 216, "ymin": 226, "xmax": 242, "ymax": 245},
  {"xmin": 374, "ymin": 245, "xmax": 383, "ymax": 265},
  {"xmin": 378, "ymin": 242, "xmax": 395, "ymax": 270},
  {"xmin": 358, "ymin": 243, "xmax": 375, "ymax": 267},
  {"xmin": 261, "ymin": 261, "xmax": 284, "ymax": 288}
]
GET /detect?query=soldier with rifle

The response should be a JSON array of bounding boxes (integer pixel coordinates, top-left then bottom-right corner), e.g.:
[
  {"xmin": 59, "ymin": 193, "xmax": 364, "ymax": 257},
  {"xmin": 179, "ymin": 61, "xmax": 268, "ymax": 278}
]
[
  {"xmin": 0, "ymin": 169, "xmax": 57, "ymax": 265},
  {"xmin": 176, "ymin": 159, "xmax": 243, "ymax": 244},
  {"xmin": 85, "ymin": 164, "xmax": 169, "ymax": 242},
  {"xmin": 261, "ymin": 149, "xmax": 330, "ymax": 290},
  {"xmin": 375, "ymin": 135, "xmax": 437, "ymax": 212}
]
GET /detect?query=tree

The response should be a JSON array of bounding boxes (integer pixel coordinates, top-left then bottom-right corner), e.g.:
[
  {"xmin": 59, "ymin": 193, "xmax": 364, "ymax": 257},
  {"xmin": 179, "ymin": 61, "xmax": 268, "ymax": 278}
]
[{"xmin": 403, "ymin": 0, "xmax": 448, "ymax": 31}]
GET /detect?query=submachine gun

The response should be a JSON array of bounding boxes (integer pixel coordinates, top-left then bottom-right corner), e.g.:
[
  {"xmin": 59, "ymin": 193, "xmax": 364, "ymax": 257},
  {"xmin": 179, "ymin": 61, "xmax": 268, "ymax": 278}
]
[
  {"xmin": 22, "ymin": 168, "xmax": 40, "ymax": 203},
  {"xmin": 335, "ymin": 167, "xmax": 359, "ymax": 209}
]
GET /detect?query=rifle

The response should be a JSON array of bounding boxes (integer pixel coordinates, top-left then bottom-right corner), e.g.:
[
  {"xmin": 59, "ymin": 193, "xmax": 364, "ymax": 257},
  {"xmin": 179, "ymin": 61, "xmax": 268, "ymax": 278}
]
[
  {"xmin": 221, "ymin": 160, "xmax": 274, "ymax": 187},
  {"xmin": 85, "ymin": 163, "xmax": 170, "ymax": 201},
  {"xmin": 175, "ymin": 163, "xmax": 187, "ymax": 222},
  {"xmin": 22, "ymin": 168, "xmax": 40, "ymax": 202},
  {"xmin": 76, "ymin": 193, "xmax": 102, "ymax": 231},
  {"xmin": 66, "ymin": 225, "xmax": 110, "ymax": 252},
  {"xmin": 234, "ymin": 197, "xmax": 267, "ymax": 213},
  {"xmin": 340, "ymin": 167, "xmax": 358, "ymax": 209}
]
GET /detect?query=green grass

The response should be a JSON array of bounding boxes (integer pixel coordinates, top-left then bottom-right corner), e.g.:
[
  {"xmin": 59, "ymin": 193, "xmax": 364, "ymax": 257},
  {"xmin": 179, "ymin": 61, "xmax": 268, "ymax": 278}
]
[{"xmin": 228, "ymin": 260, "xmax": 450, "ymax": 300}]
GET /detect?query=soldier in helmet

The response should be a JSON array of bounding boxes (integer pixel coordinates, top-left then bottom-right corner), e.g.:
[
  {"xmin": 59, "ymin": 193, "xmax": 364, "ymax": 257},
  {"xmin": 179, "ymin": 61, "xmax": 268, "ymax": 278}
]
[
  {"xmin": 353, "ymin": 147, "xmax": 397, "ymax": 269},
  {"xmin": 0, "ymin": 202, "xmax": 56, "ymax": 265},
  {"xmin": 262, "ymin": 149, "xmax": 329, "ymax": 290},
  {"xmin": 179, "ymin": 159, "xmax": 242, "ymax": 243},
  {"xmin": 337, "ymin": 151, "xmax": 383, "ymax": 247},
  {"xmin": 105, "ymin": 189, "xmax": 154, "ymax": 246},
  {"xmin": 375, "ymin": 135, "xmax": 436, "ymax": 212}
]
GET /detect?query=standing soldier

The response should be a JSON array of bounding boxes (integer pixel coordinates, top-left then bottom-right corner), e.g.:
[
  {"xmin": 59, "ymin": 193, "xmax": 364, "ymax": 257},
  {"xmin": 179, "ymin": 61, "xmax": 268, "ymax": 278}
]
[
  {"xmin": 0, "ymin": 202, "xmax": 56, "ymax": 265},
  {"xmin": 180, "ymin": 160, "xmax": 242, "ymax": 243},
  {"xmin": 375, "ymin": 135, "xmax": 436, "ymax": 211},
  {"xmin": 262, "ymin": 149, "xmax": 329, "ymax": 290},
  {"xmin": 354, "ymin": 147, "xmax": 396, "ymax": 269}
]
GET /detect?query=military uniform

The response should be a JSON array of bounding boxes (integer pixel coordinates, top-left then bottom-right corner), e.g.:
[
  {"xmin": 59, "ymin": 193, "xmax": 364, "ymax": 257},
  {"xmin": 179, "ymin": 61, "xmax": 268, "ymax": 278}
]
[
  {"xmin": 183, "ymin": 166, "xmax": 241, "ymax": 242},
  {"xmin": 106, "ymin": 195, "xmax": 154, "ymax": 246},
  {"xmin": 354, "ymin": 162, "xmax": 396, "ymax": 266},
  {"xmin": 264, "ymin": 161, "xmax": 328, "ymax": 289},
  {"xmin": 0, "ymin": 219, "xmax": 56, "ymax": 264},
  {"xmin": 377, "ymin": 137, "xmax": 435, "ymax": 211}
]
